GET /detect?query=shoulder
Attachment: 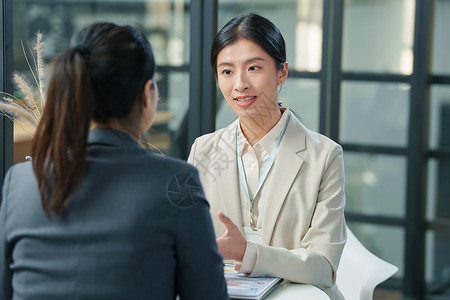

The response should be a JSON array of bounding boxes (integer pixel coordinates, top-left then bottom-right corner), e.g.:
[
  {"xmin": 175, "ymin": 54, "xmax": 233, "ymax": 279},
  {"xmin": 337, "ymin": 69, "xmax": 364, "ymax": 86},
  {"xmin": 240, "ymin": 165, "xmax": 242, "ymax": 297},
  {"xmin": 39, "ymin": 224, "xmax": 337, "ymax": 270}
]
[
  {"xmin": 1, "ymin": 161, "xmax": 41, "ymax": 217},
  {"xmin": 288, "ymin": 112, "xmax": 343, "ymax": 159},
  {"xmin": 306, "ymin": 127, "xmax": 342, "ymax": 153},
  {"xmin": 293, "ymin": 113, "xmax": 340, "ymax": 147},
  {"xmin": 188, "ymin": 120, "xmax": 237, "ymax": 166},
  {"xmin": 3, "ymin": 161, "xmax": 35, "ymax": 188},
  {"xmin": 192, "ymin": 120, "xmax": 238, "ymax": 150}
]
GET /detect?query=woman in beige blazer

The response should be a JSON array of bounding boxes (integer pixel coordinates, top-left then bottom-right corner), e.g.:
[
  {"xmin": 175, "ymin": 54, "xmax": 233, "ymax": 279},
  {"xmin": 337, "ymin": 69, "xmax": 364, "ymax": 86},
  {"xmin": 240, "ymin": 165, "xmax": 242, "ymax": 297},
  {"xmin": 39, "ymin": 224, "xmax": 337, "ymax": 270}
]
[{"xmin": 188, "ymin": 13, "xmax": 346, "ymax": 300}]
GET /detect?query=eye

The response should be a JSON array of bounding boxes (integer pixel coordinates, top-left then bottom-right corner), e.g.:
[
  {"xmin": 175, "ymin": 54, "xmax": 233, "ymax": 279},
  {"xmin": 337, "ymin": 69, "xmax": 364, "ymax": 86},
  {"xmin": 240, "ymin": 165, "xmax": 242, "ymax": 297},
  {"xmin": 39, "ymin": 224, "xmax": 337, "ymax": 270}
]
[
  {"xmin": 221, "ymin": 69, "xmax": 232, "ymax": 76},
  {"xmin": 249, "ymin": 66, "xmax": 261, "ymax": 71}
]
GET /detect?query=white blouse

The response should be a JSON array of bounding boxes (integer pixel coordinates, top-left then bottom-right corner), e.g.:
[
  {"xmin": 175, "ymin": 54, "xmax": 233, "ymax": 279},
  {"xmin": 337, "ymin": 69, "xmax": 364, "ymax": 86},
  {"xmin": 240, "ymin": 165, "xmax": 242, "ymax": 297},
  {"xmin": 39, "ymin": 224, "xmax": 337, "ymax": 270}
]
[{"xmin": 236, "ymin": 108, "xmax": 290, "ymax": 273}]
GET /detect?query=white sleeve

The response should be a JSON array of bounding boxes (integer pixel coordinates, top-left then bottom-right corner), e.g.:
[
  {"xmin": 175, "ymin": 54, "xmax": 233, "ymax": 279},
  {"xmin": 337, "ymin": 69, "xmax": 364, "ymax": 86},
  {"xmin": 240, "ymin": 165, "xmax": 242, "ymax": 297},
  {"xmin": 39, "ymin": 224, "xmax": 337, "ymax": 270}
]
[{"xmin": 239, "ymin": 240, "xmax": 258, "ymax": 274}]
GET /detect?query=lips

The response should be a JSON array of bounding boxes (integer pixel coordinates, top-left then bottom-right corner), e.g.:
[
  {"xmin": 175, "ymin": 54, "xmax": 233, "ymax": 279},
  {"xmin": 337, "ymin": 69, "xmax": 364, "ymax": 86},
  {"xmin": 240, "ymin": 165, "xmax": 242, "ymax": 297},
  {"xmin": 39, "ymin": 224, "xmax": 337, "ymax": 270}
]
[{"xmin": 234, "ymin": 96, "xmax": 256, "ymax": 107}]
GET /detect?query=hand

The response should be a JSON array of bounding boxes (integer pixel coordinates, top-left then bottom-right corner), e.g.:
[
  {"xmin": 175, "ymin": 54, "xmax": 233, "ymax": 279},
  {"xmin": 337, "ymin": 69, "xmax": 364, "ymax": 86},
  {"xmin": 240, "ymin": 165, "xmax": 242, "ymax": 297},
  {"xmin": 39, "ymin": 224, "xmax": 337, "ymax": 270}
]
[{"xmin": 216, "ymin": 211, "xmax": 247, "ymax": 262}]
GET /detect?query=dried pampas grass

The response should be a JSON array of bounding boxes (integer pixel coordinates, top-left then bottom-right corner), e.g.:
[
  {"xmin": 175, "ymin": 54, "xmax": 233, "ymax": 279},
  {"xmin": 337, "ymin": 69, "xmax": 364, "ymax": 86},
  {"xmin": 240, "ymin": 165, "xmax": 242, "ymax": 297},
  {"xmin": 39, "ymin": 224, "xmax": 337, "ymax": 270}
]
[{"xmin": 0, "ymin": 32, "xmax": 46, "ymax": 131}]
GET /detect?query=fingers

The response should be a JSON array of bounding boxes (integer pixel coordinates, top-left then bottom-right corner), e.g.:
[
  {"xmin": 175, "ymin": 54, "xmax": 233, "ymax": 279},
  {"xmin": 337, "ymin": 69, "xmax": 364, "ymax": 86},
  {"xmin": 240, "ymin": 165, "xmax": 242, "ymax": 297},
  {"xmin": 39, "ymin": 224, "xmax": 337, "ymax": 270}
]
[
  {"xmin": 218, "ymin": 210, "xmax": 235, "ymax": 231},
  {"xmin": 218, "ymin": 210, "xmax": 229, "ymax": 223},
  {"xmin": 216, "ymin": 211, "xmax": 247, "ymax": 261}
]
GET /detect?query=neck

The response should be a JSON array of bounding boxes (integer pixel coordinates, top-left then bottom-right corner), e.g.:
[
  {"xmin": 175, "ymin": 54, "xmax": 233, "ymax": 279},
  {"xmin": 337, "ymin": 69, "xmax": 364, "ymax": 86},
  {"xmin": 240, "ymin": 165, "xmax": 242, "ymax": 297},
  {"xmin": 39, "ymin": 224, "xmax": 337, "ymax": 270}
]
[{"xmin": 239, "ymin": 108, "xmax": 282, "ymax": 146}]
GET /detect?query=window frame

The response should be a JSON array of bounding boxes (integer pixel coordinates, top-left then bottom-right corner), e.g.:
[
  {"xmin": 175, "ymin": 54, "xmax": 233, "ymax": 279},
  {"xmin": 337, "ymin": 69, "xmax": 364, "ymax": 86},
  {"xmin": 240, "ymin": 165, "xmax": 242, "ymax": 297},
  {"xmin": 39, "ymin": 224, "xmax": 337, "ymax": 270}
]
[{"xmin": 0, "ymin": 0, "xmax": 13, "ymax": 203}]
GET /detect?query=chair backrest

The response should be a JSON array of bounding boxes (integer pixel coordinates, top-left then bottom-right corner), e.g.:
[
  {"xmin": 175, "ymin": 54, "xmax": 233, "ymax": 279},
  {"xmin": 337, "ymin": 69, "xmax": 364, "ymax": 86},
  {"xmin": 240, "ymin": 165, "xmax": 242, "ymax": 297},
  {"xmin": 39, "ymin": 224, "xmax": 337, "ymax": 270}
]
[{"xmin": 336, "ymin": 226, "xmax": 398, "ymax": 300}]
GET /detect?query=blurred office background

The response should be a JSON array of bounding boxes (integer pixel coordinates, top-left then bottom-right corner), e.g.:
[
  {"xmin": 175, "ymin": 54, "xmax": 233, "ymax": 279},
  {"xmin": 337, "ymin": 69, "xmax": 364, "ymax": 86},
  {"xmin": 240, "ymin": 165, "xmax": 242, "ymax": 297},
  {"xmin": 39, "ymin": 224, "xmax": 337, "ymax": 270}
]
[{"xmin": 1, "ymin": 0, "xmax": 449, "ymax": 299}]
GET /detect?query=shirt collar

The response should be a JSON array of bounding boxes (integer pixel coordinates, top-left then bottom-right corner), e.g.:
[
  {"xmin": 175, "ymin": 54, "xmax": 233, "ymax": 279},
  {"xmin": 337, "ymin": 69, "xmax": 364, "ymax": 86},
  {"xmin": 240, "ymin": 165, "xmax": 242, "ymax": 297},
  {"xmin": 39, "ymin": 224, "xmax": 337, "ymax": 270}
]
[{"xmin": 237, "ymin": 108, "xmax": 290, "ymax": 155}]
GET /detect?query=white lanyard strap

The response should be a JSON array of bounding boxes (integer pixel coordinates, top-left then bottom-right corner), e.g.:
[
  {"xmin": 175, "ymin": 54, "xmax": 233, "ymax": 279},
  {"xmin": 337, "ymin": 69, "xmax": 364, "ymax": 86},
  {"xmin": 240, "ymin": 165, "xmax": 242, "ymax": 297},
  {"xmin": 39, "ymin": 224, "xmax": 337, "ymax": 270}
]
[{"xmin": 236, "ymin": 112, "xmax": 291, "ymax": 221}]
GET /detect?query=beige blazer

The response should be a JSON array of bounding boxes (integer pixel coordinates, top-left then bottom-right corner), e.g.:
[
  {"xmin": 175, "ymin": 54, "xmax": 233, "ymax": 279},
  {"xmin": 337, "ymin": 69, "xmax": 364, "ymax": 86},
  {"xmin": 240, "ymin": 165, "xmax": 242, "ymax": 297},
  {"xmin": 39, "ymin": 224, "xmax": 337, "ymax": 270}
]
[{"xmin": 188, "ymin": 112, "xmax": 346, "ymax": 299}]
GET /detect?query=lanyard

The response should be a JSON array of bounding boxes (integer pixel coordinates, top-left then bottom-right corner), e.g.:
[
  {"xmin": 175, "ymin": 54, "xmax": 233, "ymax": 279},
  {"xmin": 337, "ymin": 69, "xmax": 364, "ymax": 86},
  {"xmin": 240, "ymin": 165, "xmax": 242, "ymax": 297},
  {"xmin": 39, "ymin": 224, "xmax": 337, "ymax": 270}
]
[{"xmin": 236, "ymin": 111, "xmax": 291, "ymax": 230}]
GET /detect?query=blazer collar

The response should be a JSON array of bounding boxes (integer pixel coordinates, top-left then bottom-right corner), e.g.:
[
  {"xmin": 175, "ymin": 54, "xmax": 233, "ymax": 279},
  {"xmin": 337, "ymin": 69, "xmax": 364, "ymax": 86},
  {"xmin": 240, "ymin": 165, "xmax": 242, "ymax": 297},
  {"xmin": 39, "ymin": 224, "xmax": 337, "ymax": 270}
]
[
  {"xmin": 261, "ymin": 112, "xmax": 307, "ymax": 243},
  {"xmin": 215, "ymin": 119, "xmax": 244, "ymax": 233},
  {"xmin": 88, "ymin": 129, "xmax": 141, "ymax": 149}
]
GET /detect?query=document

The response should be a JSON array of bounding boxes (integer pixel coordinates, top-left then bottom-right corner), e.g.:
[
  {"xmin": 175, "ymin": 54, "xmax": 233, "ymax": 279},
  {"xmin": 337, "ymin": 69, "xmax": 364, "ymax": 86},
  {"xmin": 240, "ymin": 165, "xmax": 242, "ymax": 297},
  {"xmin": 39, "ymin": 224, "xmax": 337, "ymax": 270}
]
[{"xmin": 224, "ymin": 265, "xmax": 282, "ymax": 300}]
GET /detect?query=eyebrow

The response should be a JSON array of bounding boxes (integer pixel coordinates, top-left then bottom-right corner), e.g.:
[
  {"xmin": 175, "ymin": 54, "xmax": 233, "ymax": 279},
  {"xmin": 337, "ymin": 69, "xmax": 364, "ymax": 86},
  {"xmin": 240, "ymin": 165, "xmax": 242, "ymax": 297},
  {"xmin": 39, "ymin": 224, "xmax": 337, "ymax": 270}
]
[{"xmin": 217, "ymin": 56, "xmax": 266, "ymax": 68}]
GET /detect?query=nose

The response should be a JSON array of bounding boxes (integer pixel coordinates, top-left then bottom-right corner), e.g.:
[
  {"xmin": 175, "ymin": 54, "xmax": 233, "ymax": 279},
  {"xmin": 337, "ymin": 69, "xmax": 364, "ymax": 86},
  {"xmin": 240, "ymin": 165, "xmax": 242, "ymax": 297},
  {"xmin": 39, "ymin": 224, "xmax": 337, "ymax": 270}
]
[{"xmin": 234, "ymin": 72, "xmax": 250, "ymax": 92}]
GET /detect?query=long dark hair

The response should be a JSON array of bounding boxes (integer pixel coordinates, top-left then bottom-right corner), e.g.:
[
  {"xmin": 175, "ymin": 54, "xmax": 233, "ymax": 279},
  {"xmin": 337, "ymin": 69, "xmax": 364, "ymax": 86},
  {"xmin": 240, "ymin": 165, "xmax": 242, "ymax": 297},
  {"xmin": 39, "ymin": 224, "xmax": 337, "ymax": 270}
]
[
  {"xmin": 31, "ymin": 22, "xmax": 156, "ymax": 217},
  {"xmin": 210, "ymin": 13, "xmax": 286, "ymax": 77}
]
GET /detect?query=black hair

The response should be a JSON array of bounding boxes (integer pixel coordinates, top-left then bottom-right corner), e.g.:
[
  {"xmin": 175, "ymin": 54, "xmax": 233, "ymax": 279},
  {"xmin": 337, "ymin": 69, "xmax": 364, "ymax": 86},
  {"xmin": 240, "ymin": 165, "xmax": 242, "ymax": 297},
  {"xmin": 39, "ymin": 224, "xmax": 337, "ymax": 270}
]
[
  {"xmin": 69, "ymin": 22, "xmax": 156, "ymax": 123},
  {"xmin": 210, "ymin": 13, "xmax": 286, "ymax": 77},
  {"xmin": 32, "ymin": 22, "xmax": 156, "ymax": 216}
]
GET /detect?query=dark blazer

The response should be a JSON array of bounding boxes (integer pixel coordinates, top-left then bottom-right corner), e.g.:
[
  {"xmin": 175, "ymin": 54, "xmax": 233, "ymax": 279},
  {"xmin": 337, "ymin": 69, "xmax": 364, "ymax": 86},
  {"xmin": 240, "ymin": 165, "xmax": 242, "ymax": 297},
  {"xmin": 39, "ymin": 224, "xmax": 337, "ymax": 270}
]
[{"xmin": 0, "ymin": 129, "xmax": 229, "ymax": 300}]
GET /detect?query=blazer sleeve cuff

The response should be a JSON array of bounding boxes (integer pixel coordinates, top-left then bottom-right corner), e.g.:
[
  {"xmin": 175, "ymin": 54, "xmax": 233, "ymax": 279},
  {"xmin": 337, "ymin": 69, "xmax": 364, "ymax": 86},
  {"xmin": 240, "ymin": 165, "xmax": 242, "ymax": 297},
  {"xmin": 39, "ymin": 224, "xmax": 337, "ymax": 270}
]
[{"xmin": 239, "ymin": 240, "xmax": 258, "ymax": 274}]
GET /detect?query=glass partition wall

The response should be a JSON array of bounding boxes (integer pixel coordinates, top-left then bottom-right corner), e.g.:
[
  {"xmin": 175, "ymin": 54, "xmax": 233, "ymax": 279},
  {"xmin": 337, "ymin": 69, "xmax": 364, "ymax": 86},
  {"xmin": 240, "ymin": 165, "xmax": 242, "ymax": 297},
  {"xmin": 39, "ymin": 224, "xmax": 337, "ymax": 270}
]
[{"xmin": 2, "ymin": 0, "xmax": 450, "ymax": 299}]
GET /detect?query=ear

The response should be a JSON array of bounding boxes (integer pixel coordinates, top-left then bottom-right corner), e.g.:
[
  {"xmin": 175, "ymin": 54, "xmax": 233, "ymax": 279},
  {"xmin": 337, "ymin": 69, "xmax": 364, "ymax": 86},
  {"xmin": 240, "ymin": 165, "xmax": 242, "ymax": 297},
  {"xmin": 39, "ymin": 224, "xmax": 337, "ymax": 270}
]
[
  {"xmin": 278, "ymin": 62, "xmax": 288, "ymax": 86},
  {"xmin": 141, "ymin": 80, "xmax": 153, "ymax": 109}
]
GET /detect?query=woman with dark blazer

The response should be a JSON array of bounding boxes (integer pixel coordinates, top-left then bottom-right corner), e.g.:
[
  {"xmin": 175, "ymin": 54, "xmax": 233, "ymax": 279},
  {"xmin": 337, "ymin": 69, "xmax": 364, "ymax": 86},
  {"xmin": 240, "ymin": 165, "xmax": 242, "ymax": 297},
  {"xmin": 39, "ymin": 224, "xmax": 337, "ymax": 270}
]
[
  {"xmin": 0, "ymin": 22, "xmax": 228, "ymax": 300},
  {"xmin": 188, "ymin": 13, "xmax": 346, "ymax": 299}
]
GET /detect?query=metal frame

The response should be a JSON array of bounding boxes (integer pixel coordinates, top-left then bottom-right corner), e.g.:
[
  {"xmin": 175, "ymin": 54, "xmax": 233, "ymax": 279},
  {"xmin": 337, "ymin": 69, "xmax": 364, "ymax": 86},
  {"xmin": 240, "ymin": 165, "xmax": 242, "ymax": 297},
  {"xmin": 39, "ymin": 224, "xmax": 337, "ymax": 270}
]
[
  {"xmin": 1, "ymin": 0, "xmax": 13, "ymax": 201},
  {"xmin": 431, "ymin": 75, "xmax": 450, "ymax": 85},
  {"xmin": 345, "ymin": 212, "xmax": 405, "ymax": 227},
  {"xmin": 319, "ymin": 0, "xmax": 332, "ymax": 135},
  {"xmin": 343, "ymin": 72, "xmax": 410, "ymax": 83},
  {"xmin": 429, "ymin": 149, "xmax": 450, "ymax": 158},
  {"xmin": 404, "ymin": 0, "xmax": 433, "ymax": 298},
  {"xmin": 319, "ymin": 0, "xmax": 343, "ymax": 140},
  {"xmin": 341, "ymin": 144, "xmax": 407, "ymax": 156},
  {"xmin": 188, "ymin": 0, "xmax": 217, "ymax": 150},
  {"xmin": 328, "ymin": 0, "xmax": 343, "ymax": 142}
]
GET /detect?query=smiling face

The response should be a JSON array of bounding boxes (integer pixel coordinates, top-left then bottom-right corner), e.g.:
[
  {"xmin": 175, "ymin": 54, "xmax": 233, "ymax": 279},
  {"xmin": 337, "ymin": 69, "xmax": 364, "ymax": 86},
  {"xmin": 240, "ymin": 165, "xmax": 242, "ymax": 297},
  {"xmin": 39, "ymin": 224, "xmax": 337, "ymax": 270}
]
[{"xmin": 216, "ymin": 38, "xmax": 288, "ymax": 121}]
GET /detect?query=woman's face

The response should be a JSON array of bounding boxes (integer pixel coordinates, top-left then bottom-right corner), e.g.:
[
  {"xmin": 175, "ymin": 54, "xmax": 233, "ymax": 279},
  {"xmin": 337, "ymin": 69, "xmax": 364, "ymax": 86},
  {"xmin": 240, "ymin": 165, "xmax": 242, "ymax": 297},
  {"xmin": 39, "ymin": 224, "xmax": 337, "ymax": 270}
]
[{"xmin": 216, "ymin": 39, "xmax": 287, "ymax": 120}]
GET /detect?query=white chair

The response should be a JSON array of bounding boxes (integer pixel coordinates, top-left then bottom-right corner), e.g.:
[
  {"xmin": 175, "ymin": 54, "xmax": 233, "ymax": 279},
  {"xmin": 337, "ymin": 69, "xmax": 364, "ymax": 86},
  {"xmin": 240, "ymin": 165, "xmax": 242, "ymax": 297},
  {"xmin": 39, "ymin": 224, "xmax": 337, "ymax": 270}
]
[{"xmin": 336, "ymin": 226, "xmax": 399, "ymax": 300}]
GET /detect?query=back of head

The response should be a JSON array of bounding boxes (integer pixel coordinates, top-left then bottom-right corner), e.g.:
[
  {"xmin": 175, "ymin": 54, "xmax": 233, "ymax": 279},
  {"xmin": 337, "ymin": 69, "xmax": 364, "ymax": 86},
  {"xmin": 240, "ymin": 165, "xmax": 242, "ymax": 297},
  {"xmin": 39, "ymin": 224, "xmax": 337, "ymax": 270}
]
[
  {"xmin": 69, "ymin": 22, "xmax": 156, "ymax": 123},
  {"xmin": 31, "ymin": 22, "xmax": 156, "ymax": 217},
  {"xmin": 210, "ymin": 13, "xmax": 286, "ymax": 77}
]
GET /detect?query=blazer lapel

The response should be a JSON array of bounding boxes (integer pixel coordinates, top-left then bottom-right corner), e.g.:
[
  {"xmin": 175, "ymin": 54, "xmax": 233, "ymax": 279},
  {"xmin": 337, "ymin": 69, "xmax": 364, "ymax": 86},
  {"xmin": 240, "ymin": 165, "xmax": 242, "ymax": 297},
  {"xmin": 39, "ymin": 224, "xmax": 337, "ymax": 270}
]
[
  {"xmin": 261, "ymin": 114, "xmax": 306, "ymax": 244},
  {"xmin": 215, "ymin": 121, "xmax": 244, "ymax": 233}
]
